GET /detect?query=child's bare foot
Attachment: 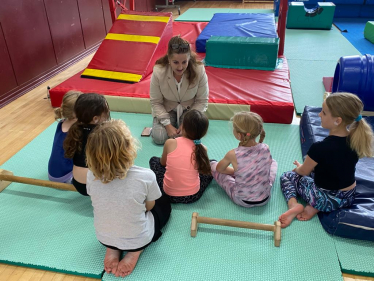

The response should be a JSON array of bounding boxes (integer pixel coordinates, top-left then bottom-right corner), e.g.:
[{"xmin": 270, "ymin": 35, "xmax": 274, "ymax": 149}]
[
  {"xmin": 116, "ymin": 250, "xmax": 143, "ymax": 277},
  {"xmin": 104, "ymin": 248, "xmax": 121, "ymax": 275},
  {"xmin": 278, "ymin": 203, "xmax": 304, "ymax": 228},
  {"xmin": 297, "ymin": 204, "xmax": 319, "ymax": 221}
]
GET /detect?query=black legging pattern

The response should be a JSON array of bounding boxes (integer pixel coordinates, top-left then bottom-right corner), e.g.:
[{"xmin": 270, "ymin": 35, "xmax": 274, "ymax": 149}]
[{"xmin": 149, "ymin": 157, "xmax": 213, "ymax": 204}]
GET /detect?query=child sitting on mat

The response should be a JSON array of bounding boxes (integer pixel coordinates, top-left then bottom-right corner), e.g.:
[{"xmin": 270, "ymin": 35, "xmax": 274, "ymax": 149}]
[
  {"xmin": 86, "ymin": 119, "xmax": 171, "ymax": 278},
  {"xmin": 279, "ymin": 93, "xmax": 373, "ymax": 228},
  {"xmin": 210, "ymin": 111, "xmax": 278, "ymax": 208},
  {"xmin": 63, "ymin": 93, "xmax": 110, "ymax": 196},
  {"xmin": 48, "ymin": 90, "xmax": 81, "ymax": 183},
  {"xmin": 149, "ymin": 109, "xmax": 213, "ymax": 203}
]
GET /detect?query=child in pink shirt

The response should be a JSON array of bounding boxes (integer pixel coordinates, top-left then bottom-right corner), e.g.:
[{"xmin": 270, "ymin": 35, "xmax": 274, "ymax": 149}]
[{"xmin": 150, "ymin": 109, "xmax": 213, "ymax": 203}]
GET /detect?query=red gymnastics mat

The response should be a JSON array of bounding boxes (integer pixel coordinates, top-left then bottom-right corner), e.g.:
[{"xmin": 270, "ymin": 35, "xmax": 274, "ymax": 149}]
[{"xmin": 50, "ymin": 22, "xmax": 294, "ymax": 124}]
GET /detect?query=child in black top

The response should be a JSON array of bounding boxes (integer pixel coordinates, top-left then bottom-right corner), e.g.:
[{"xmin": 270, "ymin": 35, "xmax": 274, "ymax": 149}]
[
  {"xmin": 279, "ymin": 93, "xmax": 373, "ymax": 228},
  {"xmin": 63, "ymin": 93, "xmax": 110, "ymax": 195}
]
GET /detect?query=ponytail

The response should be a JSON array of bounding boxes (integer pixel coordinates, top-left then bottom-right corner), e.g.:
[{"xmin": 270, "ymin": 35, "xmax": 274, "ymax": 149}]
[
  {"xmin": 348, "ymin": 118, "xmax": 373, "ymax": 158},
  {"xmin": 193, "ymin": 143, "xmax": 211, "ymax": 175},
  {"xmin": 54, "ymin": 107, "xmax": 63, "ymax": 121},
  {"xmin": 259, "ymin": 128, "xmax": 266, "ymax": 143},
  {"xmin": 63, "ymin": 123, "xmax": 83, "ymax": 159}
]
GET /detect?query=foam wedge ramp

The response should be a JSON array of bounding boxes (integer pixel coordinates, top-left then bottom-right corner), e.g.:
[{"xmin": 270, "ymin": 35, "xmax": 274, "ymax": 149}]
[
  {"xmin": 82, "ymin": 11, "xmax": 173, "ymax": 83},
  {"xmin": 0, "ymin": 125, "xmax": 105, "ymax": 278},
  {"xmin": 101, "ymin": 113, "xmax": 343, "ymax": 281}
]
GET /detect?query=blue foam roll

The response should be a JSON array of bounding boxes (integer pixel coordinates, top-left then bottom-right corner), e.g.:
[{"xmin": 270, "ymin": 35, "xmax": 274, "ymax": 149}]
[{"xmin": 332, "ymin": 54, "xmax": 374, "ymax": 111}]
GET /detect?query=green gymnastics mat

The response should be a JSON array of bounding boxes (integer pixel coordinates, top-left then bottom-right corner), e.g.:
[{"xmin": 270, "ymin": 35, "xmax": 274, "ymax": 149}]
[
  {"xmin": 284, "ymin": 26, "xmax": 361, "ymax": 115},
  {"xmin": 0, "ymin": 112, "xmax": 370, "ymax": 280},
  {"xmin": 101, "ymin": 113, "xmax": 342, "ymax": 281},
  {"xmin": 175, "ymin": 8, "xmax": 273, "ymax": 22}
]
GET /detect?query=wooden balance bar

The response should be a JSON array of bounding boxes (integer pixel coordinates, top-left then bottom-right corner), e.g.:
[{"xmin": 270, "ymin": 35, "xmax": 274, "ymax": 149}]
[
  {"xmin": 191, "ymin": 212, "xmax": 282, "ymax": 247},
  {"xmin": 0, "ymin": 169, "xmax": 76, "ymax": 192}
]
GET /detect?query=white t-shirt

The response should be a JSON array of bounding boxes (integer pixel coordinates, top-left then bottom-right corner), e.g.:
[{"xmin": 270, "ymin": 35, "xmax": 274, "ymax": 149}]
[{"xmin": 87, "ymin": 165, "xmax": 162, "ymax": 250}]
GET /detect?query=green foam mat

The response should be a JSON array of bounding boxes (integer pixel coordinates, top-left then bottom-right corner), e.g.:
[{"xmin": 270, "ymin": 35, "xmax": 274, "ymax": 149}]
[
  {"xmin": 285, "ymin": 26, "xmax": 361, "ymax": 115},
  {"xmin": 100, "ymin": 114, "xmax": 341, "ymax": 281},
  {"xmin": 285, "ymin": 26, "xmax": 360, "ymax": 61},
  {"xmin": 0, "ymin": 125, "xmax": 105, "ymax": 278},
  {"xmin": 334, "ymin": 237, "xmax": 374, "ymax": 278},
  {"xmin": 288, "ymin": 59, "xmax": 337, "ymax": 115},
  {"xmin": 175, "ymin": 8, "xmax": 273, "ymax": 22}
]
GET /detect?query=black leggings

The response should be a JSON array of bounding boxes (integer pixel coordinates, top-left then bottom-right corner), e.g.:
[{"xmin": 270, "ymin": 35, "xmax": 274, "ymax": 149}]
[
  {"xmin": 149, "ymin": 156, "xmax": 213, "ymax": 204},
  {"xmin": 72, "ymin": 178, "xmax": 88, "ymax": 196},
  {"xmin": 101, "ymin": 193, "xmax": 171, "ymax": 252}
]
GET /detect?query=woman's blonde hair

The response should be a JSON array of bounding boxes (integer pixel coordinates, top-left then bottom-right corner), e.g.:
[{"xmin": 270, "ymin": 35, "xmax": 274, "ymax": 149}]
[
  {"xmin": 326, "ymin": 92, "xmax": 373, "ymax": 158},
  {"xmin": 231, "ymin": 111, "xmax": 265, "ymax": 146},
  {"xmin": 155, "ymin": 35, "xmax": 203, "ymax": 84},
  {"xmin": 54, "ymin": 91, "xmax": 82, "ymax": 120},
  {"xmin": 86, "ymin": 119, "xmax": 139, "ymax": 183}
]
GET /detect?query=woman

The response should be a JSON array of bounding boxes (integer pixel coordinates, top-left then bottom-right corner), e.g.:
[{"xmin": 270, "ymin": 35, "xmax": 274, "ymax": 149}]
[{"xmin": 150, "ymin": 35, "xmax": 209, "ymax": 145}]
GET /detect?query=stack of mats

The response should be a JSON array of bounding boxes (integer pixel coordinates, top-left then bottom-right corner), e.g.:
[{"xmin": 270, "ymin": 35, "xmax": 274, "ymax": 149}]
[
  {"xmin": 284, "ymin": 26, "xmax": 361, "ymax": 115},
  {"xmin": 196, "ymin": 13, "xmax": 279, "ymax": 70},
  {"xmin": 81, "ymin": 11, "xmax": 173, "ymax": 83},
  {"xmin": 0, "ymin": 111, "xmax": 347, "ymax": 280},
  {"xmin": 50, "ymin": 22, "xmax": 294, "ymax": 124}
]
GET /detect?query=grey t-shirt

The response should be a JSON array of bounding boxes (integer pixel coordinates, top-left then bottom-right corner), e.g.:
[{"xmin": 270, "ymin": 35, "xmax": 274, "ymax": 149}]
[{"xmin": 87, "ymin": 165, "xmax": 162, "ymax": 250}]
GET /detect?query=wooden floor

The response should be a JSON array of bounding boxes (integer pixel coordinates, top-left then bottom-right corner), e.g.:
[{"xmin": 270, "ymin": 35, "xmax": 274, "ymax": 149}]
[{"xmin": 0, "ymin": 1, "xmax": 372, "ymax": 281}]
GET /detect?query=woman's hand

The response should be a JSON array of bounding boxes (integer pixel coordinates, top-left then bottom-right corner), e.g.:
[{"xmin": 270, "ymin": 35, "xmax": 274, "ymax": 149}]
[
  {"xmin": 165, "ymin": 124, "xmax": 178, "ymax": 138},
  {"xmin": 176, "ymin": 124, "xmax": 183, "ymax": 135}
]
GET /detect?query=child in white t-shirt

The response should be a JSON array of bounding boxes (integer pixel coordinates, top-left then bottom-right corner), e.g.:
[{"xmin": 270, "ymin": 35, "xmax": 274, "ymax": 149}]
[{"xmin": 86, "ymin": 119, "xmax": 171, "ymax": 278}]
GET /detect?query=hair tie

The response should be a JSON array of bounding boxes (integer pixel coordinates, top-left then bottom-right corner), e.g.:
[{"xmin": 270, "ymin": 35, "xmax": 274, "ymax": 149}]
[
  {"xmin": 246, "ymin": 133, "xmax": 250, "ymax": 136},
  {"xmin": 355, "ymin": 115, "xmax": 362, "ymax": 122},
  {"xmin": 194, "ymin": 139, "xmax": 201, "ymax": 145}
]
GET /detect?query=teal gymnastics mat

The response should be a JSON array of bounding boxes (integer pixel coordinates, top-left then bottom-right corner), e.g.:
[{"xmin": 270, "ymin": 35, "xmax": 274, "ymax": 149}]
[
  {"xmin": 175, "ymin": 8, "xmax": 273, "ymax": 22},
  {"xmin": 284, "ymin": 26, "xmax": 361, "ymax": 115},
  {"xmin": 101, "ymin": 113, "xmax": 342, "ymax": 280},
  {"xmin": 3, "ymin": 112, "xmax": 371, "ymax": 280}
]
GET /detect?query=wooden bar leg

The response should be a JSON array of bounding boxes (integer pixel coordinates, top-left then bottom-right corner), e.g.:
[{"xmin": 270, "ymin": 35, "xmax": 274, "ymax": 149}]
[
  {"xmin": 274, "ymin": 221, "xmax": 281, "ymax": 247},
  {"xmin": 191, "ymin": 212, "xmax": 199, "ymax": 237},
  {"xmin": 0, "ymin": 169, "xmax": 13, "ymax": 193}
]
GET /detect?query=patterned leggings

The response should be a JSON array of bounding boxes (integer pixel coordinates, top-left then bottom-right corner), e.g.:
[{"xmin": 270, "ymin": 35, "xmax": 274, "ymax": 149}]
[
  {"xmin": 149, "ymin": 157, "xmax": 213, "ymax": 204},
  {"xmin": 210, "ymin": 160, "xmax": 278, "ymax": 208},
  {"xmin": 280, "ymin": 171, "xmax": 356, "ymax": 212}
]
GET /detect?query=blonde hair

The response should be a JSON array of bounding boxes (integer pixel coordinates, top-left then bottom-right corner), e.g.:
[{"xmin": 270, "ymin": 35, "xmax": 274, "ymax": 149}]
[
  {"xmin": 86, "ymin": 119, "xmax": 139, "ymax": 183},
  {"xmin": 231, "ymin": 111, "xmax": 265, "ymax": 146},
  {"xmin": 54, "ymin": 91, "xmax": 82, "ymax": 120},
  {"xmin": 326, "ymin": 92, "xmax": 373, "ymax": 158}
]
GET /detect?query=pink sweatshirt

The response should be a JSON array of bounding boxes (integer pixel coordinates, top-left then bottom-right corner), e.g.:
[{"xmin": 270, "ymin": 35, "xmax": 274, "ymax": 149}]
[{"xmin": 163, "ymin": 137, "xmax": 200, "ymax": 196}]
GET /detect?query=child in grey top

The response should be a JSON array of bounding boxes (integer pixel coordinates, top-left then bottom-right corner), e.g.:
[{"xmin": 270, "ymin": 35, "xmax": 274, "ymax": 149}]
[{"xmin": 86, "ymin": 119, "xmax": 171, "ymax": 278}]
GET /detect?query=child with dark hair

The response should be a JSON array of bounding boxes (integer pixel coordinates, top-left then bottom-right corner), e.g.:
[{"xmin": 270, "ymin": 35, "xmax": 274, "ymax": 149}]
[
  {"xmin": 63, "ymin": 93, "xmax": 110, "ymax": 195},
  {"xmin": 149, "ymin": 109, "xmax": 213, "ymax": 203},
  {"xmin": 48, "ymin": 90, "xmax": 81, "ymax": 183}
]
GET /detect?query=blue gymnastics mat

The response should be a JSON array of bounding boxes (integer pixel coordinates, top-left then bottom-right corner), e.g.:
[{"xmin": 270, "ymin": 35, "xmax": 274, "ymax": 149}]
[
  {"xmin": 196, "ymin": 13, "xmax": 277, "ymax": 53},
  {"xmin": 175, "ymin": 8, "xmax": 274, "ymax": 22},
  {"xmin": 0, "ymin": 112, "xmax": 343, "ymax": 281},
  {"xmin": 334, "ymin": 18, "xmax": 374, "ymax": 55}
]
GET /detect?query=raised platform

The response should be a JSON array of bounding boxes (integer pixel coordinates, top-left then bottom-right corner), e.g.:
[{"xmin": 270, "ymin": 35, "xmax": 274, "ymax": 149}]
[{"xmin": 50, "ymin": 22, "xmax": 293, "ymax": 124}]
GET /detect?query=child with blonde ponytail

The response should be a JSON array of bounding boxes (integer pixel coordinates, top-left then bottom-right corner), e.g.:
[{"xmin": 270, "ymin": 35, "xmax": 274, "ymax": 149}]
[
  {"xmin": 210, "ymin": 111, "xmax": 278, "ymax": 208},
  {"xmin": 279, "ymin": 92, "xmax": 373, "ymax": 228},
  {"xmin": 48, "ymin": 91, "xmax": 81, "ymax": 183}
]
